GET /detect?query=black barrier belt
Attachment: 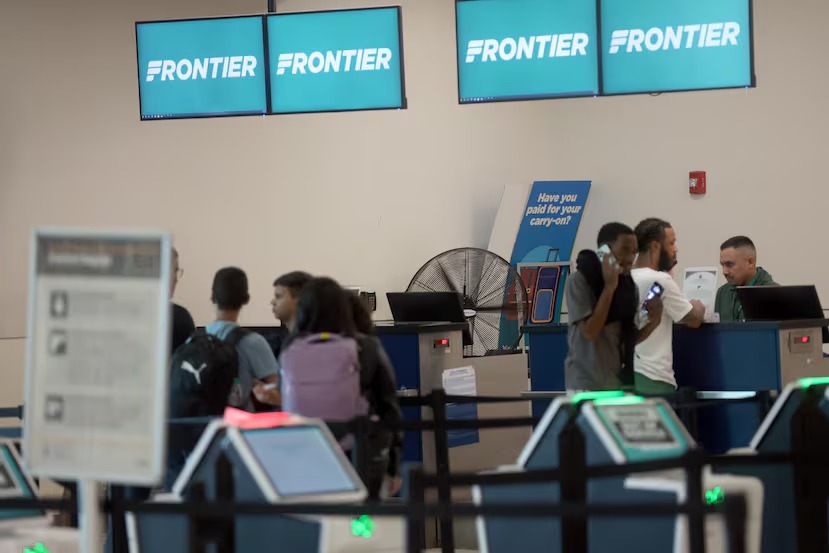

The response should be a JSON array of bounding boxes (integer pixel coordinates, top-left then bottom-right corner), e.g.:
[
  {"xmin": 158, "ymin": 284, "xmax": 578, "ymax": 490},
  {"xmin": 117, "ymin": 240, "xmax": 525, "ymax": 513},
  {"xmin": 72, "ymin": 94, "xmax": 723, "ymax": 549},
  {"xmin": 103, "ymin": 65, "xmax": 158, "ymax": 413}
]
[
  {"xmin": 0, "ymin": 451, "xmax": 808, "ymax": 516},
  {"xmin": 140, "ymin": 390, "xmax": 769, "ymax": 412},
  {"xmin": 0, "ymin": 389, "xmax": 776, "ymax": 414},
  {"xmin": 0, "ymin": 494, "xmax": 742, "ymax": 520},
  {"xmin": 0, "ymin": 406, "xmax": 22, "ymax": 419},
  {"xmin": 0, "ymin": 498, "xmax": 74, "ymax": 511},
  {"xmin": 114, "ymin": 496, "xmax": 740, "ymax": 519},
  {"xmin": 398, "ymin": 394, "xmax": 562, "ymax": 406},
  {"xmin": 165, "ymin": 415, "xmax": 541, "ymax": 432},
  {"xmin": 0, "ymin": 390, "xmax": 773, "ymax": 427},
  {"xmin": 397, "ymin": 390, "xmax": 774, "ymax": 407},
  {"xmin": 425, "ymin": 451, "xmax": 806, "ymax": 489}
]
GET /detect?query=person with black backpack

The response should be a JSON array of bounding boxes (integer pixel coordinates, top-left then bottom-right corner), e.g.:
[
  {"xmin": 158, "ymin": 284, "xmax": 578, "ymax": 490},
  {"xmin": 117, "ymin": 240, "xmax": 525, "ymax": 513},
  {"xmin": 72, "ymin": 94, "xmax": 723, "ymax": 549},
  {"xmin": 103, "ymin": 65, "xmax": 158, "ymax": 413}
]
[{"xmin": 165, "ymin": 267, "xmax": 279, "ymax": 489}]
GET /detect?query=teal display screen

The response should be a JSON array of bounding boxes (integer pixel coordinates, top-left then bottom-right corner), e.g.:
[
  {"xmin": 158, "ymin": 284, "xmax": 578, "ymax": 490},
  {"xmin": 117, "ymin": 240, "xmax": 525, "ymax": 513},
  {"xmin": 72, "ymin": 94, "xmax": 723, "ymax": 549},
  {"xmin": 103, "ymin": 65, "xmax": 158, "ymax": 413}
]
[
  {"xmin": 136, "ymin": 16, "xmax": 268, "ymax": 119},
  {"xmin": 456, "ymin": 0, "xmax": 600, "ymax": 103},
  {"xmin": 600, "ymin": 0, "xmax": 754, "ymax": 94}
]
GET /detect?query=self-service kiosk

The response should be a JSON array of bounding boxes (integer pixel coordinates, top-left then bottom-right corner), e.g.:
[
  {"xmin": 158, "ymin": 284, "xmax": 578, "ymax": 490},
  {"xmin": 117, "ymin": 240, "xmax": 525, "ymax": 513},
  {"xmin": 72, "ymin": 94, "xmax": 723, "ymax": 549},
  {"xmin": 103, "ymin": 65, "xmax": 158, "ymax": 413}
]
[
  {"xmin": 0, "ymin": 439, "xmax": 79, "ymax": 553},
  {"xmin": 127, "ymin": 416, "xmax": 404, "ymax": 553},
  {"xmin": 716, "ymin": 376, "xmax": 829, "ymax": 553},
  {"xmin": 475, "ymin": 394, "xmax": 763, "ymax": 553}
]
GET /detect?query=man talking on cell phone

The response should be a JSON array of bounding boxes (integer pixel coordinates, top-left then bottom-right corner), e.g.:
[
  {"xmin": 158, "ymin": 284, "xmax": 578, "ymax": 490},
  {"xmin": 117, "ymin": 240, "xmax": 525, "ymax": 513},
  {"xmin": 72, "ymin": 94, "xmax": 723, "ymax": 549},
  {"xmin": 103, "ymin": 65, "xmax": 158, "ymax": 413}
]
[
  {"xmin": 632, "ymin": 218, "xmax": 706, "ymax": 395},
  {"xmin": 564, "ymin": 223, "xmax": 663, "ymax": 392}
]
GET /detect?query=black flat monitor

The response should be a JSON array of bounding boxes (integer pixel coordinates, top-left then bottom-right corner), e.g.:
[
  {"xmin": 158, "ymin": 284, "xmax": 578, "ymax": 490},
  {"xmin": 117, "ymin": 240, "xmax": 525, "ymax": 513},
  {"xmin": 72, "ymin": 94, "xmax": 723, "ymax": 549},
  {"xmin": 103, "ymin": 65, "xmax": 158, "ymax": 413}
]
[
  {"xmin": 386, "ymin": 292, "xmax": 472, "ymax": 345},
  {"xmin": 737, "ymin": 285, "xmax": 829, "ymax": 342}
]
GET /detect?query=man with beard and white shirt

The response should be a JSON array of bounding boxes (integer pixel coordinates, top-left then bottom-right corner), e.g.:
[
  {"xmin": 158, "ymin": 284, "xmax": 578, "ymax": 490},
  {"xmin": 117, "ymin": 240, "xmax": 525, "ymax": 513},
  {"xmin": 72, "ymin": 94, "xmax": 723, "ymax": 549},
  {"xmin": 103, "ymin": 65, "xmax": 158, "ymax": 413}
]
[{"xmin": 631, "ymin": 218, "xmax": 705, "ymax": 394}]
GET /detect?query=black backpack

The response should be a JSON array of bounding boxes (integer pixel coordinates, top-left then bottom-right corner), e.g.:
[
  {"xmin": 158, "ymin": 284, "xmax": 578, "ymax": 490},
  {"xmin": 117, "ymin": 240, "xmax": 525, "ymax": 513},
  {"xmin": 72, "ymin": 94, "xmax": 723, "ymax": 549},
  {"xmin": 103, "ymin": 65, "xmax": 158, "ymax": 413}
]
[{"xmin": 169, "ymin": 327, "xmax": 250, "ymax": 419}]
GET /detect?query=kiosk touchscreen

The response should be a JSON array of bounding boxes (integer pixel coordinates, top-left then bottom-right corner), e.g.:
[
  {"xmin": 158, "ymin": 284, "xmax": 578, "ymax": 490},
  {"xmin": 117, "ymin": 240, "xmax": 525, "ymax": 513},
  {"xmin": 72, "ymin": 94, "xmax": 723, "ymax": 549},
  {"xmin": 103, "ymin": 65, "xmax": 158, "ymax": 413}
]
[
  {"xmin": 475, "ymin": 392, "xmax": 624, "ymax": 553},
  {"xmin": 237, "ymin": 425, "xmax": 364, "ymax": 504},
  {"xmin": 129, "ymin": 417, "xmax": 403, "ymax": 553},
  {"xmin": 476, "ymin": 395, "xmax": 762, "ymax": 553},
  {"xmin": 0, "ymin": 440, "xmax": 79, "ymax": 553},
  {"xmin": 235, "ymin": 424, "xmax": 403, "ymax": 553},
  {"xmin": 581, "ymin": 397, "xmax": 763, "ymax": 553},
  {"xmin": 717, "ymin": 377, "xmax": 829, "ymax": 553},
  {"xmin": 518, "ymin": 391, "xmax": 626, "ymax": 469},
  {"xmin": 0, "ymin": 440, "xmax": 44, "ymax": 528}
]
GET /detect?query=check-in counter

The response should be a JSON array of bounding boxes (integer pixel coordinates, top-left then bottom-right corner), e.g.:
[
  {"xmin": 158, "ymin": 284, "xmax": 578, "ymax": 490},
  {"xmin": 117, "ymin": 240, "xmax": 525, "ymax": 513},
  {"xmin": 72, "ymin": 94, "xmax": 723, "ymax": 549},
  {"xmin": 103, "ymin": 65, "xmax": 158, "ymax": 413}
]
[
  {"xmin": 376, "ymin": 322, "xmax": 531, "ymax": 550},
  {"xmin": 523, "ymin": 320, "xmax": 829, "ymax": 450}
]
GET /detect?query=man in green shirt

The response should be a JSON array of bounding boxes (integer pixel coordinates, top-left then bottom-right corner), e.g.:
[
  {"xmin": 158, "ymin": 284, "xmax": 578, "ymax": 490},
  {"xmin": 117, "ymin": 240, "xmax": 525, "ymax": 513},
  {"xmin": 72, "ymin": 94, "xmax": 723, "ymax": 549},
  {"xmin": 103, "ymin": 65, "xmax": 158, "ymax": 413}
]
[{"xmin": 715, "ymin": 236, "xmax": 778, "ymax": 322}]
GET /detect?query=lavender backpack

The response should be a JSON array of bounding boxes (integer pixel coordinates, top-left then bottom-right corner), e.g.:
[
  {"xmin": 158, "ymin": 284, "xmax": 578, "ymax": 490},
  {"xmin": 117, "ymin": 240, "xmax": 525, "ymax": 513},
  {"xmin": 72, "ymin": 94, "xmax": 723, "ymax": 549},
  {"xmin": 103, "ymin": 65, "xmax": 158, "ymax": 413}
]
[{"xmin": 280, "ymin": 333, "xmax": 368, "ymax": 448}]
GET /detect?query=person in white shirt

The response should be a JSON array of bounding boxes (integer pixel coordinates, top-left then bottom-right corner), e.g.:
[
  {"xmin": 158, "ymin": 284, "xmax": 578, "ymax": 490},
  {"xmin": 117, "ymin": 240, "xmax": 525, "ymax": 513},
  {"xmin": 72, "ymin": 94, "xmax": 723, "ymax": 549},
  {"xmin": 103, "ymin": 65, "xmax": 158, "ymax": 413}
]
[{"xmin": 631, "ymin": 218, "xmax": 705, "ymax": 394}]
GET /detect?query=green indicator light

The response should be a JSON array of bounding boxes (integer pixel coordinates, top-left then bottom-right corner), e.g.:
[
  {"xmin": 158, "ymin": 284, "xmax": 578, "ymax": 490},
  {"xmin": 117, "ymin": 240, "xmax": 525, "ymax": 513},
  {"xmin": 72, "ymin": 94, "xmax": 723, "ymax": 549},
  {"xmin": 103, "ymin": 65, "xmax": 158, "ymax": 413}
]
[
  {"xmin": 351, "ymin": 515, "xmax": 375, "ymax": 538},
  {"xmin": 798, "ymin": 377, "xmax": 829, "ymax": 389},
  {"xmin": 593, "ymin": 395, "xmax": 645, "ymax": 406},
  {"xmin": 705, "ymin": 486, "xmax": 725, "ymax": 506},
  {"xmin": 571, "ymin": 390, "xmax": 626, "ymax": 404},
  {"xmin": 24, "ymin": 543, "xmax": 50, "ymax": 553}
]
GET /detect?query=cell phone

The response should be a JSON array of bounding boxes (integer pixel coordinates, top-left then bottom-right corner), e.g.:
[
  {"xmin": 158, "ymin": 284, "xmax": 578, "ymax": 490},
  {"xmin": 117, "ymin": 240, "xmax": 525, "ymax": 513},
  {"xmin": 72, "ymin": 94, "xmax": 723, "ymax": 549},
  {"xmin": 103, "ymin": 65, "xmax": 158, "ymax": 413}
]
[
  {"xmin": 596, "ymin": 244, "xmax": 618, "ymax": 267},
  {"xmin": 645, "ymin": 283, "xmax": 664, "ymax": 303}
]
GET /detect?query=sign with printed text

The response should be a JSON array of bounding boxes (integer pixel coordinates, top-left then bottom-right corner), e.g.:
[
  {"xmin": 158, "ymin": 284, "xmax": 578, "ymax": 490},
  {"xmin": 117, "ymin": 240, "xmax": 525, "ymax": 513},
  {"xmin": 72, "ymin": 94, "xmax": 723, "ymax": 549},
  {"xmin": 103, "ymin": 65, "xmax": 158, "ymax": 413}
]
[
  {"xmin": 592, "ymin": 403, "xmax": 689, "ymax": 462},
  {"xmin": 456, "ymin": 0, "xmax": 599, "ymax": 103},
  {"xmin": 510, "ymin": 180, "xmax": 591, "ymax": 265},
  {"xmin": 24, "ymin": 230, "xmax": 172, "ymax": 484},
  {"xmin": 267, "ymin": 7, "xmax": 405, "ymax": 114},
  {"xmin": 600, "ymin": 0, "xmax": 753, "ymax": 94},
  {"xmin": 136, "ymin": 16, "xmax": 268, "ymax": 119},
  {"xmin": 442, "ymin": 367, "xmax": 480, "ymax": 448}
]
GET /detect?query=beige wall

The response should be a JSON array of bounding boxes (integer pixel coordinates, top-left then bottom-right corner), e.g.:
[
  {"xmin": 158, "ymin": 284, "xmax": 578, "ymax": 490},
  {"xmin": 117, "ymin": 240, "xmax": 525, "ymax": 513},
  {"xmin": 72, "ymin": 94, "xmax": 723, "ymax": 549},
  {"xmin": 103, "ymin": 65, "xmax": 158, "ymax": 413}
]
[{"xmin": 2, "ymin": 0, "xmax": 828, "ymax": 404}]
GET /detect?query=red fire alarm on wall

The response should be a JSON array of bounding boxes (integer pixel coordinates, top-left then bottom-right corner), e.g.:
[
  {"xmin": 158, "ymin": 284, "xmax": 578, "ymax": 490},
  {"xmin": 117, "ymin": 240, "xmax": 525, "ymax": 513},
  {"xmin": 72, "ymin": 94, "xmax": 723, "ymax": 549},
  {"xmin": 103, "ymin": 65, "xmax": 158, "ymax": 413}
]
[{"xmin": 689, "ymin": 171, "xmax": 706, "ymax": 195}]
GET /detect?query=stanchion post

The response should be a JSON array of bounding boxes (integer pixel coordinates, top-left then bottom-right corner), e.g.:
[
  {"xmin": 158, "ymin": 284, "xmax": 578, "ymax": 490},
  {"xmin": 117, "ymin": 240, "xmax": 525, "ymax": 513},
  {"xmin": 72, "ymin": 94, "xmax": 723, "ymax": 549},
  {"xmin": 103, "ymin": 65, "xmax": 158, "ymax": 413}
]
[
  {"xmin": 431, "ymin": 389, "xmax": 455, "ymax": 553},
  {"xmin": 722, "ymin": 494, "xmax": 747, "ymax": 553},
  {"xmin": 755, "ymin": 390, "xmax": 773, "ymax": 421},
  {"xmin": 352, "ymin": 415, "xmax": 371, "ymax": 491},
  {"xmin": 791, "ymin": 392, "xmax": 829, "ymax": 553},
  {"xmin": 79, "ymin": 479, "xmax": 103, "ymax": 553},
  {"xmin": 559, "ymin": 412, "xmax": 587, "ymax": 552},
  {"xmin": 406, "ymin": 465, "xmax": 426, "ymax": 553},
  {"xmin": 110, "ymin": 485, "xmax": 128, "ymax": 553},
  {"xmin": 685, "ymin": 449, "xmax": 706, "ymax": 553}
]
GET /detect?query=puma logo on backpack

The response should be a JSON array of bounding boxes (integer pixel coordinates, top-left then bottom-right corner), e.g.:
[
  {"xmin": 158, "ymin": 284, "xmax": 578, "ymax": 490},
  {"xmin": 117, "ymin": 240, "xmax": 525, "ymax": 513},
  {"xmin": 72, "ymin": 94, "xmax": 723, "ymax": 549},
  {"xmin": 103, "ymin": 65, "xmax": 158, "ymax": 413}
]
[{"xmin": 180, "ymin": 361, "xmax": 207, "ymax": 385}]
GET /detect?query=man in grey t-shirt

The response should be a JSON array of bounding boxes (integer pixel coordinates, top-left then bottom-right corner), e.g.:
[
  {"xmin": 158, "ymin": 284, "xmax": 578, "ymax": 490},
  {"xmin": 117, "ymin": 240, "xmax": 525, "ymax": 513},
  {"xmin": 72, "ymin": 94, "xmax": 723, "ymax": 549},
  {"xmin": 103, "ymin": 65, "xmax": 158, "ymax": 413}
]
[{"xmin": 564, "ymin": 223, "xmax": 662, "ymax": 391}]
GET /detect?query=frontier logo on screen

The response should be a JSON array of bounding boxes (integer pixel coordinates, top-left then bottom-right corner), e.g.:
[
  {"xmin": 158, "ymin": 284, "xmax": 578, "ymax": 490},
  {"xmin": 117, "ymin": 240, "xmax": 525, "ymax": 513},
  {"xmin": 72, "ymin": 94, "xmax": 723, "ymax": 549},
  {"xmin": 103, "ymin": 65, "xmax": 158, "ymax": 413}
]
[
  {"xmin": 145, "ymin": 56, "xmax": 258, "ymax": 82},
  {"xmin": 274, "ymin": 48, "xmax": 393, "ymax": 76},
  {"xmin": 465, "ymin": 34, "xmax": 590, "ymax": 63},
  {"xmin": 607, "ymin": 22, "xmax": 741, "ymax": 54}
]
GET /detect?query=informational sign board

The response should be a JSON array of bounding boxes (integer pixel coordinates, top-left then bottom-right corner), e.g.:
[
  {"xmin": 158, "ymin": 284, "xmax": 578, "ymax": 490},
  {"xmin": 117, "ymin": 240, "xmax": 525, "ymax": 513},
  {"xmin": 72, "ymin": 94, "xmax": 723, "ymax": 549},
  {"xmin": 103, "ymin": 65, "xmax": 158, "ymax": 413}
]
[
  {"xmin": 442, "ymin": 366, "xmax": 480, "ymax": 448},
  {"xmin": 24, "ymin": 230, "xmax": 171, "ymax": 485},
  {"xmin": 591, "ymin": 399, "xmax": 689, "ymax": 462},
  {"xmin": 600, "ymin": 405, "xmax": 675, "ymax": 445},
  {"xmin": 683, "ymin": 267, "xmax": 718, "ymax": 322}
]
